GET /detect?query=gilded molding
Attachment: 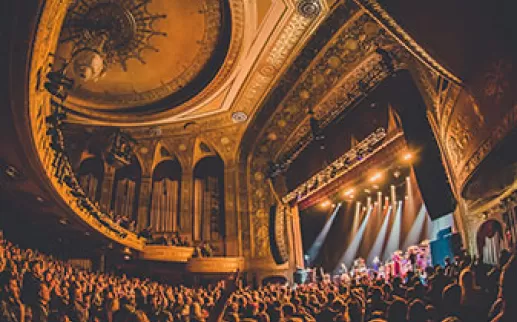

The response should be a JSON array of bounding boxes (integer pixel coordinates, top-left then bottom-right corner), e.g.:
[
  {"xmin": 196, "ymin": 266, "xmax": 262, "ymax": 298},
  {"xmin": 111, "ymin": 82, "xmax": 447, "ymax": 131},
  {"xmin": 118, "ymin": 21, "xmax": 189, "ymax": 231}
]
[
  {"xmin": 186, "ymin": 257, "xmax": 245, "ymax": 273},
  {"xmin": 458, "ymin": 104, "xmax": 517, "ymax": 190},
  {"xmin": 246, "ymin": 9, "xmax": 398, "ymax": 259},
  {"xmin": 140, "ymin": 245, "xmax": 194, "ymax": 263},
  {"xmin": 29, "ymin": 0, "xmax": 145, "ymax": 251}
]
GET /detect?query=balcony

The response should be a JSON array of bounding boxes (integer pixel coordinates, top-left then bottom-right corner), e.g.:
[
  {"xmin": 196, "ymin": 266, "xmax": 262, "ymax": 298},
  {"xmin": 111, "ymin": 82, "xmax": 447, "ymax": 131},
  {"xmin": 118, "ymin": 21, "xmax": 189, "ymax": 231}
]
[
  {"xmin": 186, "ymin": 257, "xmax": 245, "ymax": 273},
  {"xmin": 139, "ymin": 245, "xmax": 194, "ymax": 263}
]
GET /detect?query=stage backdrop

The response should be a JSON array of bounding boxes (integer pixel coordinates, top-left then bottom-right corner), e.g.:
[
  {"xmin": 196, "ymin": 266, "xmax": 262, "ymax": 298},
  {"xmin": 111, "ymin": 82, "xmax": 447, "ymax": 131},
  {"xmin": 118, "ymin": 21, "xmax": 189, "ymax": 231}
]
[{"xmin": 300, "ymin": 172, "xmax": 455, "ymax": 271}]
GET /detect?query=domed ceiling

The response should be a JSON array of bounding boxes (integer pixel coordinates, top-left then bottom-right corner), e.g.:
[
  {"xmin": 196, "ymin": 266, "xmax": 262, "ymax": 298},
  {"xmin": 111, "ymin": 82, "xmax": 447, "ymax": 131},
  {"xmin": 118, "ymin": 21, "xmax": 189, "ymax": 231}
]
[{"xmin": 56, "ymin": 0, "xmax": 231, "ymax": 115}]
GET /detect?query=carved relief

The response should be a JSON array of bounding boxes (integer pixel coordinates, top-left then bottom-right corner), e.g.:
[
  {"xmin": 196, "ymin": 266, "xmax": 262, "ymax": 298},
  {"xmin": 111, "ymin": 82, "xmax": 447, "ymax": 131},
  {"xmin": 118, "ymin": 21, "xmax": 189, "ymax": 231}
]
[
  {"xmin": 484, "ymin": 59, "xmax": 512, "ymax": 103},
  {"xmin": 447, "ymin": 116, "xmax": 471, "ymax": 165}
]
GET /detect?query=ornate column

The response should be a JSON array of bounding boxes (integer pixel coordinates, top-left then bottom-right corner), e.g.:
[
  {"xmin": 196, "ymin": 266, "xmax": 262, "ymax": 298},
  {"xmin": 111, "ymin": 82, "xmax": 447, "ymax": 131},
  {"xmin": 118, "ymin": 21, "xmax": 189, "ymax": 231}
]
[
  {"xmin": 137, "ymin": 176, "xmax": 152, "ymax": 231},
  {"xmin": 99, "ymin": 165, "xmax": 116, "ymax": 213},
  {"xmin": 224, "ymin": 162, "xmax": 239, "ymax": 256}
]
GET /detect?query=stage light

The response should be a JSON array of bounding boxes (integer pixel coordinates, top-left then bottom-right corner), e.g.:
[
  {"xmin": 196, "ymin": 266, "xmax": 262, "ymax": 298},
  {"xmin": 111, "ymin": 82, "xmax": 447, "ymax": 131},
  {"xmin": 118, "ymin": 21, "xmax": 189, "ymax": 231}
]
[
  {"xmin": 372, "ymin": 184, "xmax": 379, "ymax": 190},
  {"xmin": 369, "ymin": 171, "xmax": 383, "ymax": 183},
  {"xmin": 321, "ymin": 200, "xmax": 331, "ymax": 208},
  {"xmin": 393, "ymin": 170, "xmax": 401, "ymax": 178},
  {"xmin": 402, "ymin": 152, "xmax": 413, "ymax": 162},
  {"xmin": 343, "ymin": 188, "xmax": 355, "ymax": 196},
  {"xmin": 306, "ymin": 203, "xmax": 341, "ymax": 266},
  {"xmin": 364, "ymin": 188, "xmax": 371, "ymax": 194},
  {"xmin": 331, "ymin": 203, "xmax": 336, "ymax": 208}
]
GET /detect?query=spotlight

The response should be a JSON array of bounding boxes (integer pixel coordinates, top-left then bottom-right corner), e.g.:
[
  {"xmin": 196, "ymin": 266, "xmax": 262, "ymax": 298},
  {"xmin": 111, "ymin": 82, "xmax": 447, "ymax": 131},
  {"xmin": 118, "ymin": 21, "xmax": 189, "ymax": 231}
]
[
  {"xmin": 369, "ymin": 171, "xmax": 383, "ymax": 183},
  {"xmin": 343, "ymin": 188, "xmax": 355, "ymax": 197},
  {"xmin": 393, "ymin": 170, "xmax": 401, "ymax": 178},
  {"xmin": 321, "ymin": 200, "xmax": 331, "ymax": 208},
  {"xmin": 372, "ymin": 184, "xmax": 379, "ymax": 190},
  {"xmin": 402, "ymin": 152, "xmax": 413, "ymax": 162},
  {"xmin": 364, "ymin": 188, "xmax": 371, "ymax": 194}
]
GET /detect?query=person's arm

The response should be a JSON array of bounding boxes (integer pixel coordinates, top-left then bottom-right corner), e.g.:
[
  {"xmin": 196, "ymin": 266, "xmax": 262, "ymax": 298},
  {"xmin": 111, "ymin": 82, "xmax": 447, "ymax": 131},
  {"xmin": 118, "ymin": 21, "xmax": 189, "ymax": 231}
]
[{"xmin": 207, "ymin": 270, "xmax": 240, "ymax": 322}]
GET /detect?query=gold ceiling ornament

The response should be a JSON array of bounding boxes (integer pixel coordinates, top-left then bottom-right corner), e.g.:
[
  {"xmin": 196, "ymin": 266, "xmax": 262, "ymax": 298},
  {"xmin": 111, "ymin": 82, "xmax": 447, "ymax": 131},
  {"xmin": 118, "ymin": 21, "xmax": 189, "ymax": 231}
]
[
  {"xmin": 231, "ymin": 111, "xmax": 248, "ymax": 123},
  {"xmin": 297, "ymin": 0, "xmax": 323, "ymax": 18},
  {"xmin": 61, "ymin": 0, "xmax": 167, "ymax": 78}
]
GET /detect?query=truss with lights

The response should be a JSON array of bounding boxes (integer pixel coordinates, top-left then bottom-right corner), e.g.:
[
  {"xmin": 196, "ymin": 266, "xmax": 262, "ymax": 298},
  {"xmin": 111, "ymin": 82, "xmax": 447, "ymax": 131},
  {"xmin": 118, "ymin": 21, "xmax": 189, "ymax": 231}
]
[{"xmin": 282, "ymin": 128, "xmax": 405, "ymax": 204}]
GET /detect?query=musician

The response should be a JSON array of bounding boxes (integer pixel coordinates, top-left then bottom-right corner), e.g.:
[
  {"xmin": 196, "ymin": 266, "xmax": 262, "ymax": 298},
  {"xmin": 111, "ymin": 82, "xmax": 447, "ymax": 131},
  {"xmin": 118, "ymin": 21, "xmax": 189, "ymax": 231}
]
[
  {"xmin": 392, "ymin": 251, "xmax": 402, "ymax": 277},
  {"xmin": 372, "ymin": 256, "xmax": 381, "ymax": 272}
]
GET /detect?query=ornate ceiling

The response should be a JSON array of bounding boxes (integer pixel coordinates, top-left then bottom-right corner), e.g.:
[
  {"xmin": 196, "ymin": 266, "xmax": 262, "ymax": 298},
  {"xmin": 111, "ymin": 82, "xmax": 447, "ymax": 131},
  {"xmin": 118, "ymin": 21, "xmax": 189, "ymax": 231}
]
[
  {"xmin": 58, "ymin": 0, "xmax": 230, "ymax": 111},
  {"xmin": 57, "ymin": 0, "xmax": 332, "ymax": 128}
]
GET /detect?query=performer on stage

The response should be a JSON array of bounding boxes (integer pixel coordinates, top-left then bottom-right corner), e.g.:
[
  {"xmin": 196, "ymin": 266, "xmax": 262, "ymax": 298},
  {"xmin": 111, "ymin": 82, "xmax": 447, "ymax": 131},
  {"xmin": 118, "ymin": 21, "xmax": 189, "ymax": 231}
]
[
  {"xmin": 372, "ymin": 256, "xmax": 381, "ymax": 272},
  {"xmin": 392, "ymin": 251, "xmax": 402, "ymax": 277}
]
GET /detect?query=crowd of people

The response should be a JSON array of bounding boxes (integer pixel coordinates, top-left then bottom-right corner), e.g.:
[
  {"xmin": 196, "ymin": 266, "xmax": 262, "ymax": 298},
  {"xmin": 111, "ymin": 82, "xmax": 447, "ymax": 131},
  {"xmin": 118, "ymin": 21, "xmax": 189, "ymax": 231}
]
[{"xmin": 0, "ymin": 228, "xmax": 516, "ymax": 321}]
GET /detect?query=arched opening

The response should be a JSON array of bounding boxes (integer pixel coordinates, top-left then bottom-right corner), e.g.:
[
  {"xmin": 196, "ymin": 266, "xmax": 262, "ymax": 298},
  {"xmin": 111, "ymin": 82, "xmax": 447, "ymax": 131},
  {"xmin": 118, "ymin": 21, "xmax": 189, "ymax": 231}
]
[
  {"xmin": 290, "ymin": 71, "xmax": 458, "ymax": 270},
  {"xmin": 77, "ymin": 157, "xmax": 104, "ymax": 203},
  {"xmin": 193, "ymin": 155, "xmax": 225, "ymax": 244},
  {"xmin": 149, "ymin": 159, "xmax": 182, "ymax": 233},
  {"xmin": 112, "ymin": 157, "xmax": 141, "ymax": 223},
  {"xmin": 477, "ymin": 219, "xmax": 505, "ymax": 265}
]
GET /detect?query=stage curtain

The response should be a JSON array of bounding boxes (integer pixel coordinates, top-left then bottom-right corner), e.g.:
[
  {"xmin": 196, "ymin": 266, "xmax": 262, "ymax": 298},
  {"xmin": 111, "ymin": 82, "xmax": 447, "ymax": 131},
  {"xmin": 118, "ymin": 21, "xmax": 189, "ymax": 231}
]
[
  {"xmin": 150, "ymin": 178, "xmax": 179, "ymax": 232},
  {"xmin": 194, "ymin": 179, "xmax": 204, "ymax": 241},
  {"xmin": 206, "ymin": 176, "xmax": 221, "ymax": 241},
  {"xmin": 483, "ymin": 233, "xmax": 504, "ymax": 265},
  {"xmin": 114, "ymin": 178, "xmax": 136, "ymax": 219},
  {"xmin": 193, "ymin": 176, "xmax": 221, "ymax": 241},
  {"xmin": 79, "ymin": 173, "xmax": 99, "ymax": 202}
]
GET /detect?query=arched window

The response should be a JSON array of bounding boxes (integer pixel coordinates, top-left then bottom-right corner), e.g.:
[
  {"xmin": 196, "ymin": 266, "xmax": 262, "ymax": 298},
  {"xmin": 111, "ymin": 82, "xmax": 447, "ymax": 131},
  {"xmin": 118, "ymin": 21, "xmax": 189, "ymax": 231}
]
[
  {"xmin": 149, "ymin": 160, "xmax": 182, "ymax": 233},
  {"xmin": 112, "ymin": 158, "xmax": 141, "ymax": 221},
  {"xmin": 77, "ymin": 157, "xmax": 104, "ymax": 202},
  {"xmin": 193, "ymin": 156, "xmax": 225, "ymax": 242}
]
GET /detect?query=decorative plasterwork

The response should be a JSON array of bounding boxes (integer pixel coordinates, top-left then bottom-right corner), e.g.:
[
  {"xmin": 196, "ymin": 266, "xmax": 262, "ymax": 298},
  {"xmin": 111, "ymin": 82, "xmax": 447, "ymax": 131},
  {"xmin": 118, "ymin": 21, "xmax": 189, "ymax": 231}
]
[
  {"xmin": 243, "ymin": 5, "xmax": 402, "ymax": 259},
  {"xmin": 28, "ymin": 0, "xmax": 145, "ymax": 250},
  {"xmin": 63, "ymin": 0, "xmax": 329, "ymax": 127},
  {"xmin": 186, "ymin": 257, "xmax": 245, "ymax": 273},
  {"xmin": 458, "ymin": 104, "xmax": 517, "ymax": 190},
  {"xmin": 63, "ymin": 0, "xmax": 246, "ymax": 123}
]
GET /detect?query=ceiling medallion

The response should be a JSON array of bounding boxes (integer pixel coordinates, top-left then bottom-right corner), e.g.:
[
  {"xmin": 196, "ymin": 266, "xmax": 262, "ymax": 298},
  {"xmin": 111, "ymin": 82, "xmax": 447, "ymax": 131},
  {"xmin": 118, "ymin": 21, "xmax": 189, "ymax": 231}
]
[
  {"xmin": 61, "ymin": 0, "xmax": 167, "ymax": 81},
  {"xmin": 297, "ymin": 0, "xmax": 322, "ymax": 18},
  {"xmin": 232, "ymin": 111, "xmax": 248, "ymax": 123}
]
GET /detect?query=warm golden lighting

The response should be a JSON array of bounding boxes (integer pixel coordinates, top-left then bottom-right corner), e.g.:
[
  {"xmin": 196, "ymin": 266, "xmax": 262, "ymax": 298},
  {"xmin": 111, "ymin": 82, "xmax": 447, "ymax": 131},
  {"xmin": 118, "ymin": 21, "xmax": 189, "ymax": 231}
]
[
  {"xmin": 369, "ymin": 171, "xmax": 383, "ymax": 183},
  {"xmin": 402, "ymin": 152, "xmax": 413, "ymax": 161},
  {"xmin": 321, "ymin": 200, "xmax": 331, "ymax": 208},
  {"xmin": 343, "ymin": 188, "xmax": 355, "ymax": 197}
]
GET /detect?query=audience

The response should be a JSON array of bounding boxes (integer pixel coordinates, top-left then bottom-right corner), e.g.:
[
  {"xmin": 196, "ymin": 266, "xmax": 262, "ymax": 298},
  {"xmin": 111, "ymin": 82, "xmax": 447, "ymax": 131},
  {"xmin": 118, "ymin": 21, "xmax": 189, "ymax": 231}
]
[{"xmin": 0, "ymin": 229, "xmax": 515, "ymax": 322}]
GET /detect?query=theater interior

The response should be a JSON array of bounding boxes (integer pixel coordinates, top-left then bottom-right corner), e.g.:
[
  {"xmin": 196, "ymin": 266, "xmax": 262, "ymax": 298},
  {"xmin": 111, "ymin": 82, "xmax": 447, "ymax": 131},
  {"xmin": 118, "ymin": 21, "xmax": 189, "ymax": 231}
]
[{"xmin": 1, "ymin": 0, "xmax": 517, "ymax": 321}]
